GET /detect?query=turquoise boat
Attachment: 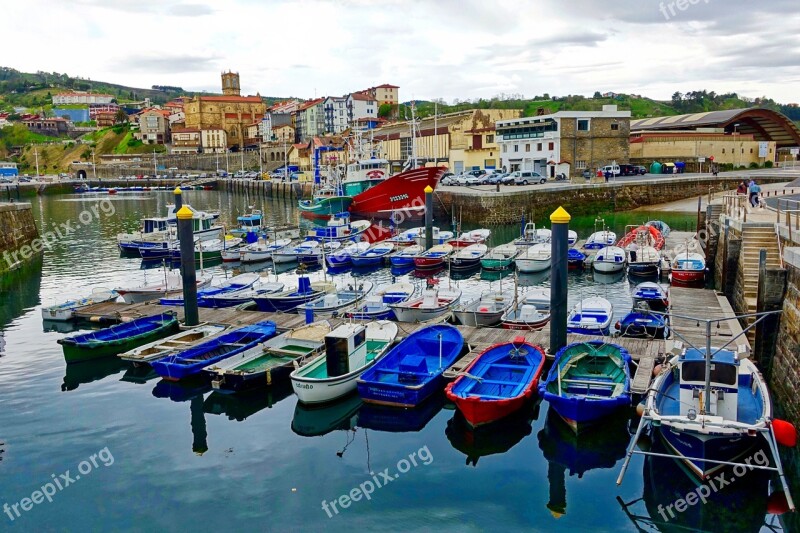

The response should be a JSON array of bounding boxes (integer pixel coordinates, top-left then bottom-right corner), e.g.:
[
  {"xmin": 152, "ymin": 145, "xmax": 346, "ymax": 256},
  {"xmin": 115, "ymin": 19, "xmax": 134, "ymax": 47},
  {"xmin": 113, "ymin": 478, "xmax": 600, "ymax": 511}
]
[{"xmin": 298, "ymin": 188, "xmax": 353, "ymax": 218}]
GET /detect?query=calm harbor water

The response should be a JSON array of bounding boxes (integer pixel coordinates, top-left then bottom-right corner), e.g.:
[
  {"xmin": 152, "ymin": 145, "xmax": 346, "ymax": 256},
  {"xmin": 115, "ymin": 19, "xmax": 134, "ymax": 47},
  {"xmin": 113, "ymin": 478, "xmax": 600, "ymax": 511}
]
[{"xmin": 0, "ymin": 191, "xmax": 790, "ymax": 532}]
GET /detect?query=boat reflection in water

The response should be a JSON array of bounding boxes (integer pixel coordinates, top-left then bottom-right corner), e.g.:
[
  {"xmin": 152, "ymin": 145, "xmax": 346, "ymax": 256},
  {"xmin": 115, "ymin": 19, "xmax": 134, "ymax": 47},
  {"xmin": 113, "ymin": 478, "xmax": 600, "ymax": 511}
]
[
  {"xmin": 62, "ymin": 357, "xmax": 128, "ymax": 392},
  {"xmin": 291, "ymin": 393, "xmax": 363, "ymax": 437},
  {"xmin": 120, "ymin": 364, "xmax": 160, "ymax": 385},
  {"xmin": 517, "ymin": 270, "xmax": 550, "ymax": 287},
  {"xmin": 480, "ymin": 268, "xmax": 514, "ymax": 282},
  {"xmin": 205, "ymin": 382, "xmax": 293, "ymax": 422},
  {"xmin": 617, "ymin": 438, "xmax": 775, "ymax": 533},
  {"xmin": 358, "ymin": 393, "xmax": 445, "ymax": 433},
  {"xmin": 538, "ymin": 408, "xmax": 630, "ymax": 518},
  {"xmin": 592, "ymin": 270, "xmax": 625, "ymax": 285},
  {"xmin": 449, "ymin": 265, "xmax": 481, "ymax": 282},
  {"xmin": 43, "ymin": 320, "xmax": 84, "ymax": 334},
  {"xmin": 446, "ymin": 401, "xmax": 540, "ymax": 467},
  {"xmin": 390, "ymin": 265, "xmax": 415, "ymax": 278}
]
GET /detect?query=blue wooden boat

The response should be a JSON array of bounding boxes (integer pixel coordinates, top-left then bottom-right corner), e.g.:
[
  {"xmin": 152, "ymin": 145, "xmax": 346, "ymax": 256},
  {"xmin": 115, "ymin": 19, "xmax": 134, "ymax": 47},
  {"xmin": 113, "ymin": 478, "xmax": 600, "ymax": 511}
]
[
  {"xmin": 326, "ymin": 241, "xmax": 369, "ymax": 268},
  {"xmin": 199, "ymin": 282, "xmax": 285, "ymax": 308},
  {"xmin": 252, "ymin": 277, "xmax": 334, "ymax": 312},
  {"xmin": 151, "ymin": 321, "xmax": 278, "ymax": 381},
  {"xmin": 58, "ymin": 312, "xmax": 179, "ymax": 363},
  {"xmin": 357, "ymin": 324, "xmax": 464, "ymax": 408},
  {"xmin": 568, "ymin": 248, "xmax": 586, "ymax": 269},
  {"xmin": 159, "ymin": 273, "xmax": 259, "ymax": 306},
  {"xmin": 351, "ymin": 242, "xmax": 395, "ymax": 267},
  {"xmin": 445, "ymin": 339, "xmax": 545, "ymax": 427},
  {"xmin": 345, "ymin": 282, "xmax": 414, "ymax": 320},
  {"xmin": 617, "ymin": 310, "xmax": 668, "ymax": 339},
  {"xmin": 389, "ymin": 245, "xmax": 422, "ymax": 267},
  {"xmin": 566, "ymin": 297, "xmax": 614, "ymax": 336},
  {"xmin": 632, "ymin": 282, "xmax": 669, "ymax": 312},
  {"xmin": 538, "ymin": 341, "xmax": 631, "ymax": 433}
]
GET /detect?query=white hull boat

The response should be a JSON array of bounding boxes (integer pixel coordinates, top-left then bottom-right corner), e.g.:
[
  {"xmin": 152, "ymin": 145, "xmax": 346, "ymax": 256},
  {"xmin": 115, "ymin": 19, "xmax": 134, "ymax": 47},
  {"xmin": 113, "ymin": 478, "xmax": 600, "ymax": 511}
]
[
  {"xmin": 118, "ymin": 324, "xmax": 228, "ymax": 363},
  {"xmin": 41, "ymin": 288, "xmax": 119, "ymax": 321}
]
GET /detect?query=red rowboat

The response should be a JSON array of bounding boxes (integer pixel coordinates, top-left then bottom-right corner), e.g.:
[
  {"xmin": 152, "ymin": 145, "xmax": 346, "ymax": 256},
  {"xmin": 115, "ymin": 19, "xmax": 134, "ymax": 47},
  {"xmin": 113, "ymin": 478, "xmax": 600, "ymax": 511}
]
[
  {"xmin": 447, "ymin": 229, "xmax": 491, "ymax": 249},
  {"xmin": 349, "ymin": 166, "xmax": 446, "ymax": 219},
  {"xmin": 445, "ymin": 338, "xmax": 546, "ymax": 427},
  {"xmin": 413, "ymin": 244, "xmax": 453, "ymax": 270},
  {"xmin": 671, "ymin": 252, "xmax": 706, "ymax": 284}
]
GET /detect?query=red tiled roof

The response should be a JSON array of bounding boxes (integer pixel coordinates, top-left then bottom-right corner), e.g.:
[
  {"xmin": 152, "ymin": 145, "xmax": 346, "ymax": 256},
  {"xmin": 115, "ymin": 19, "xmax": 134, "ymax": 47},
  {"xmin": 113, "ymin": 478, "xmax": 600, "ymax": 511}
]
[
  {"xmin": 374, "ymin": 84, "xmax": 399, "ymax": 89},
  {"xmin": 297, "ymin": 98, "xmax": 324, "ymax": 111},
  {"xmin": 198, "ymin": 95, "xmax": 263, "ymax": 103},
  {"xmin": 349, "ymin": 92, "xmax": 375, "ymax": 102}
]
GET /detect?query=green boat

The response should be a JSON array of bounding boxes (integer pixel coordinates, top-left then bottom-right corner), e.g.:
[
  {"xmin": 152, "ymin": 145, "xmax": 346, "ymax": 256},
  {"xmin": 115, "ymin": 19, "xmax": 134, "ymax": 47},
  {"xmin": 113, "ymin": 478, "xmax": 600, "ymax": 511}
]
[
  {"xmin": 203, "ymin": 321, "xmax": 332, "ymax": 392},
  {"xmin": 298, "ymin": 189, "xmax": 353, "ymax": 218},
  {"xmin": 481, "ymin": 244, "xmax": 520, "ymax": 270},
  {"xmin": 58, "ymin": 312, "xmax": 179, "ymax": 363}
]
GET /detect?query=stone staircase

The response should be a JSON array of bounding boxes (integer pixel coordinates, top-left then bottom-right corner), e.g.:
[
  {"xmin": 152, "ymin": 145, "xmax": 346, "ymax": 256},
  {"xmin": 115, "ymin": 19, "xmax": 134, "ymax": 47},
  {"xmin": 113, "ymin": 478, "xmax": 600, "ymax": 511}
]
[{"xmin": 740, "ymin": 224, "xmax": 783, "ymax": 342}]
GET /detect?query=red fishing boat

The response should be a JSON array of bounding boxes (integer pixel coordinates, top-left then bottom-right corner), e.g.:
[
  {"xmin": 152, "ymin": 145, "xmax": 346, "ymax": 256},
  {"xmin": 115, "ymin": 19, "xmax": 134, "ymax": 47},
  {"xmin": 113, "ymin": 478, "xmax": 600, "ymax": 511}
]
[
  {"xmin": 617, "ymin": 225, "xmax": 665, "ymax": 250},
  {"xmin": 348, "ymin": 166, "xmax": 446, "ymax": 219},
  {"xmin": 445, "ymin": 338, "xmax": 546, "ymax": 427}
]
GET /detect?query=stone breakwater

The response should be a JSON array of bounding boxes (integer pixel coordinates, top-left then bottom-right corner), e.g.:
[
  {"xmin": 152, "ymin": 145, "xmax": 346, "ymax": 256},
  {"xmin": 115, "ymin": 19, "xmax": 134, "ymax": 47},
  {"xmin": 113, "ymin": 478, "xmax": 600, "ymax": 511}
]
[
  {"xmin": 432, "ymin": 176, "xmax": 790, "ymax": 224},
  {"xmin": 0, "ymin": 203, "xmax": 39, "ymax": 272}
]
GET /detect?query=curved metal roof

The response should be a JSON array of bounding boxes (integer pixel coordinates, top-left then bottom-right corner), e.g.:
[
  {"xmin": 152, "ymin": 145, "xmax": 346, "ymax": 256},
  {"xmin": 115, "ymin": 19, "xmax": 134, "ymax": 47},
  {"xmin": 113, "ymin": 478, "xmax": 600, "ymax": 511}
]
[{"xmin": 630, "ymin": 108, "xmax": 800, "ymax": 148}]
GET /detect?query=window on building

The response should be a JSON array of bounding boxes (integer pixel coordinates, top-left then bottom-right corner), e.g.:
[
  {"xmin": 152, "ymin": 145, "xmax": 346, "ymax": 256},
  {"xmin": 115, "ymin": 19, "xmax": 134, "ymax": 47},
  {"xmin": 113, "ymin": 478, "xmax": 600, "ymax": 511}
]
[
  {"xmin": 722, "ymin": 148, "xmax": 726, "ymax": 154},
  {"xmin": 502, "ymin": 145, "xmax": 507, "ymax": 153},
  {"xmin": 525, "ymin": 144, "xmax": 531, "ymax": 151},
  {"xmin": 537, "ymin": 143, "xmax": 542, "ymax": 151},
  {"xmin": 576, "ymin": 160, "xmax": 587, "ymax": 169},
  {"xmin": 514, "ymin": 145, "xmax": 519, "ymax": 152},
  {"xmin": 548, "ymin": 142, "xmax": 554, "ymax": 151},
  {"xmin": 577, "ymin": 119, "xmax": 590, "ymax": 131},
  {"xmin": 611, "ymin": 123, "xmax": 619, "ymax": 131},
  {"xmin": 750, "ymin": 148, "xmax": 753, "ymax": 153},
  {"xmin": 486, "ymin": 135, "xmax": 494, "ymax": 143},
  {"xmin": 400, "ymin": 137, "xmax": 413, "ymax": 160}
]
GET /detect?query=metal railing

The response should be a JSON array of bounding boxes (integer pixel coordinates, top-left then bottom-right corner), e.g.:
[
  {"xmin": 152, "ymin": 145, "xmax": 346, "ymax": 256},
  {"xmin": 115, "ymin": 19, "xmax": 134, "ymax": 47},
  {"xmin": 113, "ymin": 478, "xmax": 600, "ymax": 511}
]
[{"xmin": 722, "ymin": 193, "xmax": 748, "ymax": 221}]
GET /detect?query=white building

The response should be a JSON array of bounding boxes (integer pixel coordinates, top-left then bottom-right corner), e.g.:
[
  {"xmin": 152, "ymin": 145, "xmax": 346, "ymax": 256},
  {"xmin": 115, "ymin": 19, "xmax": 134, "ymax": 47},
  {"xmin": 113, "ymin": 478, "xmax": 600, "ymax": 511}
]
[
  {"xmin": 496, "ymin": 115, "xmax": 561, "ymax": 175},
  {"xmin": 201, "ymin": 128, "xmax": 227, "ymax": 153},
  {"xmin": 52, "ymin": 92, "xmax": 114, "ymax": 105},
  {"xmin": 323, "ymin": 96, "xmax": 348, "ymax": 134},
  {"xmin": 346, "ymin": 92, "xmax": 377, "ymax": 126}
]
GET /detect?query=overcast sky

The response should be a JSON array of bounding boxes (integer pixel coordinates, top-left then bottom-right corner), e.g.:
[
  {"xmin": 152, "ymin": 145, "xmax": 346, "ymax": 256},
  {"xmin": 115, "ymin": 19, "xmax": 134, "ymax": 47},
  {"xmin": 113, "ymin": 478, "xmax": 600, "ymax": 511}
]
[{"xmin": 5, "ymin": 0, "xmax": 799, "ymax": 104}]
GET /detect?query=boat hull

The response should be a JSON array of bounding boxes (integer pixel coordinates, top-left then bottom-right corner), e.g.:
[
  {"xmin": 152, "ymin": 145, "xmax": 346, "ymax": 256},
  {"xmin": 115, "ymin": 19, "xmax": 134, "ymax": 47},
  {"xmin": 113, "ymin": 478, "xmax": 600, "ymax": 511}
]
[
  {"xmin": 253, "ymin": 291, "xmax": 325, "ymax": 312},
  {"xmin": 516, "ymin": 259, "xmax": 550, "ymax": 273},
  {"xmin": 480, "ymin": 258, "xmax": 513, "ymax": 271},
  {"xmin": 390, "ymin": 256, "xmax": 415, "ymax": 267},
  {"xmin": 657, "ymin": 425, "xmax": 759, "ymax": 479},
  {"xmin": 59, "ymin": 315, "xmax": 179, "ymax": 363},
  {"xmin": 348, "ymin": 166, "xmax": 445, "ymax": 219},
  {"xmin": 672, "ymin": 269, "xmax": 706, "ymax": 283},
  {"xmin": 210, "ymin": 364, "xmax": 293, "ymax": 393},
  {"xmin": 298, "ymin": 197, "xmax": 353, "ymax": 218},
  {"xmin": 351, "ymin": 254, "xmax": 389, "ymax": 267},
  {"xmin": 501, "ymin": 317, "xmax": 550, "ymax": 331},
  {"xmin": 627, "ymin": 262, "xmax": 660, "ymax": 276},
  {"xmin": 358, "ymin": 374, "xmax": 446, "ymax": 408},
  {"xmin": 453, "ymin": 310, "xmax": 504, "ymax": 327},
  {"xmin": 593, "ymin": 261, "xmax": 625, "ymax": 273}
]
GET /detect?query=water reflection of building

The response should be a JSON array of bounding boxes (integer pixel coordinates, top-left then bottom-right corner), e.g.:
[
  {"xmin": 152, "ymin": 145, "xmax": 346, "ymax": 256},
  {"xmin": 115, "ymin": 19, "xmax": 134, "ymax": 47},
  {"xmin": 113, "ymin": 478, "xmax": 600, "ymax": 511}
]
[
  {"xmin": 291, "ymin": 393, "xmax": 362, "ymax": 437},
  {"xmin": 537, "ymin": 408, "xmax": 630, "ymax": 518},
  {"xmin": 0, "ymin": 256, "xmax": 43, "ymax": 330},
  {"xmin": 445, "ymin": 402, "xmax": 539, "ymax": 466}
]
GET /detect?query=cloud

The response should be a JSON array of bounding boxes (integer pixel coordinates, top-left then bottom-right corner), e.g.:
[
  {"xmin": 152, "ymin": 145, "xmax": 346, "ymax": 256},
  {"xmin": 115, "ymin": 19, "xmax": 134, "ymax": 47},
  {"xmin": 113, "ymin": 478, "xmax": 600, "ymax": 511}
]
[
  {"xmin": 166, "ymin": 3, "xmax": 214, "ymax": 16},
  {"xmin": 120, "ymin": 54, "xmax": 221, "ymax": 74},
  {"xmin": 73, "ymin": 0, "xmax": 213, "ymax": 16}
]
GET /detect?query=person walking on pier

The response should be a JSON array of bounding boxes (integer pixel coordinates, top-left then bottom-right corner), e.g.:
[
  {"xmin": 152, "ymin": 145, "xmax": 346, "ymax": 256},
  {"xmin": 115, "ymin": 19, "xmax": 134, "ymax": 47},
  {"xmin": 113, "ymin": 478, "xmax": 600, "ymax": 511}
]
[
  {"xmin": 748, "ymin": 180, "xmax": 760, "ymax": 207},
  {"xmin": 736, "ymin": 181, "xmax": 746, "ymax": 195}
]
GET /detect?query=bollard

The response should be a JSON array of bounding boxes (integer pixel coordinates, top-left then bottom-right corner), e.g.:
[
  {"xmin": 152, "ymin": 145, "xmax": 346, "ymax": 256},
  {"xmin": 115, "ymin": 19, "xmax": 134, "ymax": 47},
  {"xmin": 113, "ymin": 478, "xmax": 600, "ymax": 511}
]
[
  {"xmin": 424, "ymin": 185, "xmax": 433, "ymax": 251},
  {"xmin": 176, "ymin": 206, "xmax": 199, "ymax": 326},
  {"xmin": 174, "ymin": 186, "xmax": 183, "ymax": 210},
  {"xmin": 550, "ymin": 206, "xmax": 571, "ymax": 355}
]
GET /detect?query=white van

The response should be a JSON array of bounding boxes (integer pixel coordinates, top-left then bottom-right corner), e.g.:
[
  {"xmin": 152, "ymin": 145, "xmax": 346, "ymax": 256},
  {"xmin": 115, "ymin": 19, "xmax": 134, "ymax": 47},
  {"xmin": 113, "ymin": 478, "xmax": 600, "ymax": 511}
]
[{"xmin": 600, "ymin": 164, "xmax": 620, "ymax": 176}]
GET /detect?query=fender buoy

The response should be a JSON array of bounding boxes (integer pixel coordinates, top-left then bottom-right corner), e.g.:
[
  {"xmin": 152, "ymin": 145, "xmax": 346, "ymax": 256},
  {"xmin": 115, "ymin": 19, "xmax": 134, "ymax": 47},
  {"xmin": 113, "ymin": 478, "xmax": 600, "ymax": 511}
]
[{"xmin": 773, "ymin": 419, "xmax": 797, "ymax": 447}]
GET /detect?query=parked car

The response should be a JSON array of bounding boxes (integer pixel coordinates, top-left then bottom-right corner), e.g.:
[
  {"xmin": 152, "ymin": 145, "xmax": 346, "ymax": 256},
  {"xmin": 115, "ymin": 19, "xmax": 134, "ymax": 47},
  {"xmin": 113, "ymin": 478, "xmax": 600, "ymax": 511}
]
[
  {"xmin": 600, "ymin": 164, "xmax": 621, "ymax": 176},
  {"xmin": 486, "ymin": 173, "xmax": 505, "ymax": 185},
  {"xmin": 463, "ymin": 175, "xmax": 484, "ymax": 186},
  {"xmin": 512, "ymin": 170, "xmax": 546, "ymax": 185},
  {"xmin": 465, "ymin": 169, "xmax": 485, "ymax": 178},
  {"xmin": 441, "ymin": 174, "xmax": 458, "ymax": 186},
  {"xmin": 619, "ymin": 164, "xmax": 645, "ymax": 176},
  {"xmin": 633, "ymin": 165, "xmax": 647, "ymax": 175}
]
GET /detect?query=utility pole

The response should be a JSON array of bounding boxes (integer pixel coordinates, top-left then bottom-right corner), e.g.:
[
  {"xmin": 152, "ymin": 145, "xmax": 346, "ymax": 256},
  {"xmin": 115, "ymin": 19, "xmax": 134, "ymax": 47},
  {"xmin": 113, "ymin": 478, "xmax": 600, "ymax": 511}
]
[
  {"xmin": 226, "ymin": 149, "xmax": 229, "ymax": 174},
  {"xmin": 259, "ymin": 142, "xmax": 263, "ymax": 177},
  {"xmin": 34, "ymin": 145, "xmax": 39, "ymax": 176},
  {"xmin": 153, "ymin": 148, "xmax": 157, "ymax": 177},
  {"xmin": 240, "ymin": 148, "xmax": 244, "ymax": 174}
]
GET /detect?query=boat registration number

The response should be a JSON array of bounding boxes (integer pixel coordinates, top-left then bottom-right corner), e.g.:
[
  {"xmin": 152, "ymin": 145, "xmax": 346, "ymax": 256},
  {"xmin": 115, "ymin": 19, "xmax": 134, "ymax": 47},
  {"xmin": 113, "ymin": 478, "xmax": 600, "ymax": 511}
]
[{"xmin": 389, "ymin": 194, "xmax": 409, "ymax": 202}]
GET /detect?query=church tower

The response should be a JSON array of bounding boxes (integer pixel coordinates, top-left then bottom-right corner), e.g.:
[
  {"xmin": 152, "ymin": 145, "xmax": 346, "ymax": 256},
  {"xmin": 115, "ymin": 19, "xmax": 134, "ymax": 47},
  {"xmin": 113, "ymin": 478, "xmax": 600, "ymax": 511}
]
[{"xmin": 221, "ymin": 71, "xmax": 241, "ymax": 96}]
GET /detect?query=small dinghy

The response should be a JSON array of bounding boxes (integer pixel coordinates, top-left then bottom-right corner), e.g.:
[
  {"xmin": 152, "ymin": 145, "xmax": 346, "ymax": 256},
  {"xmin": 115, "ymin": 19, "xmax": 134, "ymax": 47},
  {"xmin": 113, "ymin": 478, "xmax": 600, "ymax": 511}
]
[
  {"xmin": 42, "ymin": 287, "xmax": 118, "ymax": 322},
  {"xmin": 272, "ymin": 240, "xmax": 320, "ymax": 264},
  {"xmin": 617, "ymin": 225, "xmax": 665, "ymax": 251},
  {"xmin": 501, "ymin": 296, "xmax": 552, "ymax": 331},
  {"xmin": 446, "ymin": 339, "xmax": 546, "ymax": 427},
  {"xmin": 296, "ymin": 281, "xmax": 374, "ymax": 317},
  {"xmin": 387, "ymin": 227, "xmax": 429, "ymax": 247},
  {"xmin": 239, "ymin": 238, "xmax": 293, "ymax": 264},
  {"xmin": 414, "ymin": 228, "xmax": 454, "ymax": 247},
  {"xmin": 159, "ymin": 273, "xmax": 260, "ymax": 307},
  {"xmin": 584, "ymin": 230, "xmax": 617, "ymax": 250},
  {"xmin": 538, "ymin": 341, "xmax": 631, "ymax": 433},
  {"xmin": 298, "ymin": 241, "xmax": 341, "ymax": 266},
  {"xmin": 568, "ymin": 248, "xmax": 587, "ymax": 269},
  {"xmin": 626, "ymin": 245, "xmax": 661, "ymax": 277},
  {"xmin": 357, "ymin": 324, "xmax": 465, "ymax": 408},
  {"xmin": 413, "ymin": 244, "xmax": 454, "ymax": 270},
  {"xmin": 592, "ymin": 246, "xmax": 626, "ymax": 273},
  {"xmin": 513, "ymin": 223, "xmax": 551, "ymax": 247},
  {"xmin": 151, "ymin": 321, "xmax": 278, "ymax": 381},
  {"xmin": 448, "ymin": 229, "xmax": 491, "ymax": 248},
  {"xmin": 351, "ymin": 242, "xmax": 395, "ymax": 267},
  {"xmin": 617, "ymin": 308, "xmax": 669, "ymax": 339},
  {"xmin": 199, "ymin": 282, "xmax": 285, "ymax": 308},
  {"xmin": 115, "ymin": 273, "xmax": 212, "ymax": 304},
  {"xmin": 389, "ymin": 244, "xmax": 423, "ymax": 267},
  {"xmin": 118, "ymin": 324, "xmax": 228, "ymax": 364},
  {"xmin": 449, "ymin": 243, "xmax": 488, "ymax": 271},
  {"xmin": 568, "ymin": 230, "xmax": 578, "ymax": 247},
  {"xmin": 308, "ymin": 212, "xmax": 371, "ymax": 242},
  {"xmin": 58, "ymin": 312, "xmax": 179, "ymax": 363},
  {"xmin": 567, "ymin": 297, "xmax": 613, "ymax": 336},
  {"xmin": 481, "ymin": 244, "xmax": 519, "ymax": 271},
  {"xmin": 346, "ymin": 282, "xmax": 415, "ymax": 320},
  {"xmin": 326, "ymin": 241, "xmax": 370, "ymax": 268},
  {"xmin": 516, "ymin": 243, "xmax": 551, "ymax": 273},
  {"xmin": 453, "ymin": 291, "xmax": 515, "ymax": 327},
  {"xmin": 291, "ymin": 321, "xmax": 398, "ymax": 404},
  {"xmin": 389, "ymin": 282, "xmax": 462, "ymax": 323},
  {"xmin": 632, "ymin": 282, "xmax": 669, "ymax": 312},
  {"xmin": 252, "ymin": 277, "xmax": 335, "ymax": 312},
  {"xmin": 671, "ymin": 251, "xmax": 706, "ymax": 284},
  {"xmin": 204, "ymin": 321, "xmax": 330, "ymax": 393}
]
